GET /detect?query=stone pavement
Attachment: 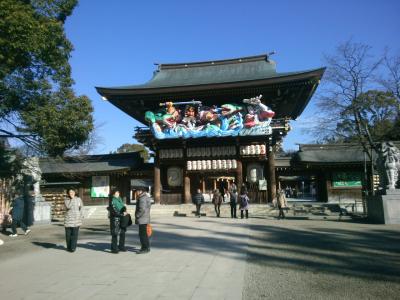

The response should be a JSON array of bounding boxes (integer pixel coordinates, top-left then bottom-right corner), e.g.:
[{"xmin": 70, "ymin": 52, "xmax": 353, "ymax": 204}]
[
  {"xmin": 0, "ymin": 216, "xmax": 250, "ymax": 300},
  {"xmin": 244, "ymin": 217, "xmax": 400, "ymax": 300},
  {"xmin": 1, "ymin": 215, "xmax": 400, "ymax": 299}
]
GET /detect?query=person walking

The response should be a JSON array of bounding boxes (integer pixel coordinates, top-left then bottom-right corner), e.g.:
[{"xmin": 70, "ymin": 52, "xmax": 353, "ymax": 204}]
[
  {"xmin": 229, "ymin": 188, "xmax": 238, "ymax": 218},
  {"xmin": 109, "ymin": 190, "xmax": 128, "ymax": 254},
  {"xmin": 135, "ymin": 187, "xmax": 152, "ymax": 254},
  {"xmin": 212, "ymin": 189, "xmax": 223, "ymax": 217},
  {"xmin": 277, "ymin": 189, "xmax": 287, "ymax": 219},
  {"xmin": 192, "ymin": 189, "xmax": 204, "ymax": 217},
  {"xmin": 9, "ymin": 191, "xmax": 30, "ymax": 237},
  {"xmin": 239, "ymin": 189, "xmax": 249, "ymax": 219},
  {"xmin": 64, "ymin": 188, "xmax": 83, "ymax": 252}
]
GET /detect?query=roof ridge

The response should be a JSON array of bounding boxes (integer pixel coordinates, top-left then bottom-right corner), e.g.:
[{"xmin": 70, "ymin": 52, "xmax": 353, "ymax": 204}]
[{"xmin": 159, "ymin": 54, "xmax": 272, "ymax": 70}]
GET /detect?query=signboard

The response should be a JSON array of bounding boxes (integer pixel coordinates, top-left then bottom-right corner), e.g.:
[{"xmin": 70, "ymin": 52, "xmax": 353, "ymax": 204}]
[
  {"xmin": 91, "ymin": 176, "xmax": 110, "ymax": 198},
  {"xmin": 145, "ymin": 95, "xmax": 275, "ymax": 139},
  {"xmin": 259, "ymin": 179, "xmax": 267, "ymax": 191},
  {"xmin": 332, "ymin": 172, "xmax": 362, "ymax": 187}
]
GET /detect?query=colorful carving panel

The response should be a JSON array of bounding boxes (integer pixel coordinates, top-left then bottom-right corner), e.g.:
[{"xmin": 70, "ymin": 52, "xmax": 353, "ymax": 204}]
[{"xmin": 145, "ymin": 95, "xmax": 274, "ymax": 139}]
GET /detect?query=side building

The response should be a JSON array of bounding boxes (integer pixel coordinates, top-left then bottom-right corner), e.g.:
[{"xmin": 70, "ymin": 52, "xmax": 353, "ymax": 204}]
[{"xmin": 39, "ymin": 152, "xmax": 152, "ymax": 219}]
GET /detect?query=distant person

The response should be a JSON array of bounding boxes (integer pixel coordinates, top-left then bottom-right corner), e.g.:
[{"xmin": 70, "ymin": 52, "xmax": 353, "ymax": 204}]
[
  {"xmin": 239, "ymin": 189, "xmax": 250, "ymax": 219},
  {"xmin": 277, "ymin": 189, "xmax": 287, "ymax": 219},
  {"xmin": 212, "ymin": 189, "xmax": 223, "ymax": 217},
  {"xmin": 192, "ymin": 189, "xmax": 205, "ymax": 217},
  {"xmin": 108, "ymin": 190, "xmax": 128, "ymax": 253},
  {"xmin": 293, "ymin": 187, "xmax": 298, "ymax": 198},
  {"xmin": 311, "ymin": 185, "xmax": 316, "ymax": 198},
  {"xmin": 229, "ymin": 187, "xmax": 238, "ymax": 219},
  {"xmin": 9, "ymin": 191, "xmax": 30, "ymax": 237},
  {"xmin": 223, "ymin": 188, "xmax": 230, "ymax": 203},
  {"xmin": 285, "ymin": 186, "xmax": 290, "ymax": 198},
  {"xmin": 64, "ymin": 188, "xmax": 83, "ymax": 252},
  {"xmin": 135, "ymin": 187, "xmax": 152, "ymax": 254}
]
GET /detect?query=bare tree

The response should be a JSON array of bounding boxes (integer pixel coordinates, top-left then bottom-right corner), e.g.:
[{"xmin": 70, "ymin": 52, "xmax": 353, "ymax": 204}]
[
  {"xmin": 64, "ymin": 122, "xmax": 105, "ymax": 157},
  {"xmin": 315, "ymin": 39, "xmax": 383, "ymax": 157},
  {"xmin": 379, "ymin": 49, "xmax": 400, "ymax": 102}
]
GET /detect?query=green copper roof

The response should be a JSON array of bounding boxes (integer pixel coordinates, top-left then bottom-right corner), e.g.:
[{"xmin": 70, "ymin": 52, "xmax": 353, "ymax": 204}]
[{"xmin": 111, "ymin": 55, "xmax": 280, "ymax": 89}]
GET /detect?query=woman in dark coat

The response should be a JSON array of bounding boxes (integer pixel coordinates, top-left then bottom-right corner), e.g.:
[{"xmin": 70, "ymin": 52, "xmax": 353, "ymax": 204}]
[
  {"xmin": 109, "ymin": 190, "xmax": 128, "ymax": 254},
  {"xmin": 239, "ymin": 189, "xmax": 250, "ymax": 219}
]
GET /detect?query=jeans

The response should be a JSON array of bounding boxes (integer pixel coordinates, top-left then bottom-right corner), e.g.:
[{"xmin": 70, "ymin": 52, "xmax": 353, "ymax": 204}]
[
  {"xmin": 214, "ymin": 204, "xmax": 221, "ymax": 217},
  {"xmin": 240, "ymin": 210, "xmax": 249, "ymax": 219},
  {"xmin": 11, "ymin": 219, "xmax": 27, "ymax": 234},
  {"xmin": 139, "ymin": 224, "xmax": 150, "ymax": 250},
  {"xmin": 230, "ymin": 203, "xmax": 237, "ymax": 218},
  {"xmin": 65, "ymin": 227, "xmax": 79, "ymax": 251}
]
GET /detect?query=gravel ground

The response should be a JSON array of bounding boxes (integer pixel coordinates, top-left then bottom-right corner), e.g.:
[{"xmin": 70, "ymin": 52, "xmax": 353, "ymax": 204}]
[{"xmin": 243, "ymin": 217, "xmax": 400, "ymax": 300}]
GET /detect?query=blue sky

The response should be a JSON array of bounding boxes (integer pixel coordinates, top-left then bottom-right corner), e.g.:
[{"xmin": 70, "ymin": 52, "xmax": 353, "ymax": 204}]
[{"xmin": 65, "ymin": 0, "xmax": 400, "ymax": 153}]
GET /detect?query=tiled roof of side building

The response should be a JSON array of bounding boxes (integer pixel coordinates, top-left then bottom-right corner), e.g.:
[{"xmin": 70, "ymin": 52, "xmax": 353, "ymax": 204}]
[{"xmin": 39, "ymin": 152, "xmax": 150, "ymax": 174}]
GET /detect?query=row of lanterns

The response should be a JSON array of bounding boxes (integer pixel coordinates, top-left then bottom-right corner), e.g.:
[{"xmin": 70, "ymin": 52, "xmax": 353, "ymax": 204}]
[
  {"xmin": 187, "ymin": 159, "xmax": 238, "ymax": 171},
  {"xmin": 159, "ymin": 149, "xmax": 183, "ymax": 159},
  {"xmin": 240, "ymin": 144, "xmax": 266, "ymax": 156},
  {"xmin": 187, "ymin": 146, "xmax": 236, "ymax": 157}
]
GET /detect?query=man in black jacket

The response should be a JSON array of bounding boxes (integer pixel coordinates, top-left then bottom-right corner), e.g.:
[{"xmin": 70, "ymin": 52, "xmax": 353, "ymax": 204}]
[
  {"xmin": 135, "ymin": 187, "xmax": 152, "ymax": 254},
  {"xmin": 192, "ymin": 189, "xmax": 204, "ymax": 217}
]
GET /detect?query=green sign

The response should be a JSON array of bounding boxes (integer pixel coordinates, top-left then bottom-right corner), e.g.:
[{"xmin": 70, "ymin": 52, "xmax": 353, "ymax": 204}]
[{"xmin": 332, "ymin": 172, "xmax": 362, "ymax": 187}]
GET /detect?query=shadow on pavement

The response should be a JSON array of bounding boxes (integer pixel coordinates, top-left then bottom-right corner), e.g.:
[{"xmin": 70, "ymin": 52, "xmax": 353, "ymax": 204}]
[
  {"xmin": 77, "ymin": 241, "xmax": 139, "ymax": 253},
  {"xmin": 32, "ymin": 241, "xmax": 65, "ymax": 250}
]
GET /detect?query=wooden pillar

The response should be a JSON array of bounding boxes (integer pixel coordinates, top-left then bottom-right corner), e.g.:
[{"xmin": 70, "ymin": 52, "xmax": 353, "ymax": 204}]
[
  {"xmin": 154, "ymin": 157, "xmax": 161, "ymax": 204},
  {"xmin": 183, "ymin": 172, "xmax": 191, "ymax": 204},
  {"xmin": 213, "ymin": 179, "xmax": 217, "ymax": 190},
  {"xmin": 236, "ymin": 160, "xmax": 243, "ymax": 194},
  {"xmin": 267, "ymin": 146, "xmax": 276, "ymax": 202},
  {"xmin": 202, "ymin": 178, "xmax": 206, "ymax": 193}
]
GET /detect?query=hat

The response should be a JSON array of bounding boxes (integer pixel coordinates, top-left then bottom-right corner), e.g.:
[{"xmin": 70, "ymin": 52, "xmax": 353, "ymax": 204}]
[{"xmin": 131, "ymin": 179, "xmax": 152, "ymax": 191}]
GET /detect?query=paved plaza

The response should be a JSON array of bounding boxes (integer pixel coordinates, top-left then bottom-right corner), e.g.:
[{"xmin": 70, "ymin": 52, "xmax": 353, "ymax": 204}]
[{"xmin": 0, "ymin": 215, "xmax": 400, "ymax": 300}]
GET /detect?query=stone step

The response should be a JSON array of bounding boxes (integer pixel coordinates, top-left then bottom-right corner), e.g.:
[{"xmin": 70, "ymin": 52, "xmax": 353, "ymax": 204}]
[{"xmin": 81, "ymin": 203, "xmax": 348, "ymax": 219}]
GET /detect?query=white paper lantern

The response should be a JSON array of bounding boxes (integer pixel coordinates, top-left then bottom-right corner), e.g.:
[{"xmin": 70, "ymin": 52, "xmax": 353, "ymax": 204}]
[
  {"xmin": 222, "ymin": 160, "xmax": 227, "ymax": 169},
  {"xmin": 255, "ymin": 145, "xmax": 260, "ymax": 155},
  {"xmin": 206, "ymin": 160, "xmax": 212, "ymax": 170},
  {"xmin": 260, "ymin": 145, "xmax": 266, "ymax": 155},
  {"xmin": 212, "ymin": 160, "xmax": 217, "ymax": 169},
  {"xmin": 192, "ymin": 160, "xmax": 197, "ymax": 170},
  {"xmin": 227, "ymin": 160, "xmax": 232, "ymax": 169},
  {"xmin": 187, "ymin": 161, "xmax": 192, "ymax": 170},
  {"xmin": 250, "ymin": 145, "xmax": 255, "ymax": 155},
  {"xmin": 217, "ymin": 160, "xmax": 222, "ymax": 169},
  {"xmin": 232, "ymin": 160, "xmax": 237, "ymax": 169}
]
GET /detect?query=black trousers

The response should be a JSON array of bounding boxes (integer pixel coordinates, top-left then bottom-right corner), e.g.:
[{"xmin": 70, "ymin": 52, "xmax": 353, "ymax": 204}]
[
  {"xmin": 65, "ymin": 227, "xmax": 79, "ymax": 251},
  {"xmin": 278, "ymin": 208, "xmax": 285, "ymax": 219},
  {"xmin": 214, "ymin": 204, "xmax": 221, "ymax": 217},
  {"xmin": 111, "ymin": 228, "xmax": 126, "ymax": 252},
  {"xmin": 196, "ymin": 204, "xmax": 201, "ymax": 216},
  {"xmin": 240, "ymin": 210, "xmax": 249, "ymax": 219},
  {"xmin": 139, "ymin": 224, "xmax": 150, "ymax": 250},
  {"xmin": 230, "ymin": 203, "xmax": 237, "ymax": 218},
  {"xmin": 11, "ymin": 219, "xmax": 27, "ymax": 234}
]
